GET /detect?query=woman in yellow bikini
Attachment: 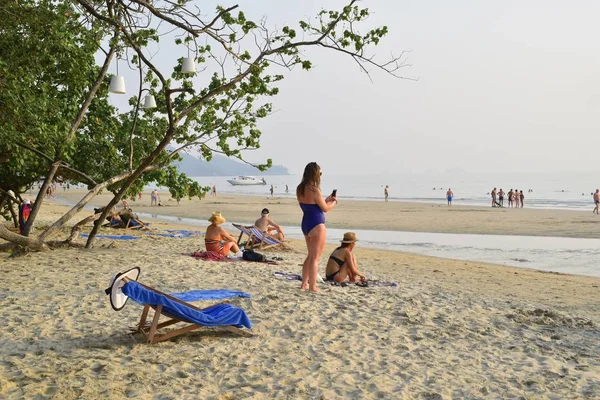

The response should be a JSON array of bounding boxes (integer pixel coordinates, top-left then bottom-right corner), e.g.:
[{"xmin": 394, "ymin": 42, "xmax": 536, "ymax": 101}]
[{"xmin": 204, "ymin": 211, "xmax": 242, "ymax": 256}]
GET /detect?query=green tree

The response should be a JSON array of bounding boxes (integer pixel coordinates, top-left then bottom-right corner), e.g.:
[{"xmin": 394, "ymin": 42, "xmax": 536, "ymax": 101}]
[{"xmin": 0, "ymin": 0, "xmax": 410, "ymax": 251}]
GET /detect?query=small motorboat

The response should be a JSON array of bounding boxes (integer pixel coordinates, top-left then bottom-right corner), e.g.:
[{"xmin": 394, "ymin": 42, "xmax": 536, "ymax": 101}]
[{"xmin": 226, "ymin": 176, "xmax": 267, "ymax": 186}]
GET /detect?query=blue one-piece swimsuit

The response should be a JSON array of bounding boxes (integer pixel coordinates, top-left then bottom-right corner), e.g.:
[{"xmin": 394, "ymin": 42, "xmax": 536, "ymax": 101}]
[{"xmin": 299, "ymin": 203, "xmax": 325, "ymax": 235}]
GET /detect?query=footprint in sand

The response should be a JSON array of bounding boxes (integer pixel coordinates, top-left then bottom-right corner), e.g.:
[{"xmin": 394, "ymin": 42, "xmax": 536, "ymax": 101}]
[
  {"xmin": 44, "ymin": 385, "xmax": 58, "ymax": 396},
  {"xmin": 91, "ymin": 363, "xmax": 106, "ymax": 375}
]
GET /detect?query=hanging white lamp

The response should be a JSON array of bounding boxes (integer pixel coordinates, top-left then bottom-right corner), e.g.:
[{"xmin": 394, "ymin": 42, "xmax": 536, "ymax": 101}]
[
  {"xmin": 182, "ymin": 57, "xmax": 196, "ymax": 74},
  {"xmin": 181, "ymin": 39, "xmax": 196, "ymax": 74},
  {"xmin": 143, "ymin": 94, "xmax": 157, "ymax": 109},
  {"xmin": 109, "ymin": 59, "xmax": 126, "ymax": 94},
  {"xmin": 109, "ymin": 76, "xmax": 126, "ymax": 94}
]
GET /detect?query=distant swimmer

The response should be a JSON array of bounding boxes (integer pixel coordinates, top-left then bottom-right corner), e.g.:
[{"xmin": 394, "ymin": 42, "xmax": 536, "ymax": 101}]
[
  {"xmin": 594, "ymin": 189, "xmax": 600, "ymax": 214},
  {"xmin": 384, "ymin": 185, "xmax": 389, "ymax": 202},
  {"xmin": 446, "ymin": 188, "xmax": 453, "ymax": 206}
]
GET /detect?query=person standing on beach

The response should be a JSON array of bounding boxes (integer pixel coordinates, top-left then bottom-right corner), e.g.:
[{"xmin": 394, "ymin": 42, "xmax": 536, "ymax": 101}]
[
  {"xmin": 285, "ymin": 184, "xmax": 289, "ymax": 193},
  {"xmin": 508, "ymin": 189, "xmax": 514, "ymax": 208},
  {"xmin": 384, "ymin": 185, "xmax": 389, "ymax": 202},
  {"xmin": 498, "ymin": 189, "xmax": 505, "ymax": 207},
  {"xmin": 212, "ymin": 184, "xmax": 217, "ymax": 197},
  {"xmin": 519, "ymin": 190, "xmax": 525, "ymax": 208},
  {"xmin": 270, "ymin": 184, "xmax": 274, "ymax": 198},
  {"xmin": 594, "ymin": 189, "xmax": 600, "ymax": 214},
  {"xmin": 446, "ymin": 188, "xmax": 453, "ymax": 206},
  {"xmin": 151, "ymin": 189, "xmax": 159, "ymax": 206},
  {"xmin": 297, "ymin": 162, "xmax": 337, "ymax": 292},
  {"xmin": 513, "ymin": 189, "xmax": 520, "ymax": 208},
  {"xmin": 491, "ymin": 188, "xmax": 497, "ymax": 207}
]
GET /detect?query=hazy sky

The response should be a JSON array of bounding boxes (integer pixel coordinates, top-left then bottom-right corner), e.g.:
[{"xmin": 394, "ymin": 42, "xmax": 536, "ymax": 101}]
[{"xmin": 109, "ymin": 1, "xmax": 600, "ymax": 175}]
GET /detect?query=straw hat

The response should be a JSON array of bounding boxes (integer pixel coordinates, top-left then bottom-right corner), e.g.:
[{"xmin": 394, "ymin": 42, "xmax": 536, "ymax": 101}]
[
  {"xmin": 208, "ymin": 211, "xmax": 226, "ymax": 224},
  {"xmin": 340, "ymin": 232, "xmax": 358, "ymax": 243},
  {"xmin": 104, "ymin": 267, "xmax": 141, "ymax": 311}
]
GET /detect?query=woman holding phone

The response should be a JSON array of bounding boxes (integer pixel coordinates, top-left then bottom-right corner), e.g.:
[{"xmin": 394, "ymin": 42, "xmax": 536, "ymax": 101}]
[{"xmin": 296, "ymin": 162, "xmax": 337, "ymax": 292}]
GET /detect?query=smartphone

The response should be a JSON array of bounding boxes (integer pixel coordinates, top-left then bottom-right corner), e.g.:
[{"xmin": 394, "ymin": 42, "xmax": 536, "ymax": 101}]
[{"xmin": 331, "ymin": 189, "xmax": 337, "ymax": 198}]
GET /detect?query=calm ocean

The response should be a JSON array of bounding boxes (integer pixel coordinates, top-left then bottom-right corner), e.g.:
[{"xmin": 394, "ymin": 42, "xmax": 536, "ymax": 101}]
[
  {"xmin": 191, "ymin": 171, "xmax": 600, "ymax": 210},
  {"xmin": 186, "ymin": 172, "xmax": 600, "ymax": 278}
]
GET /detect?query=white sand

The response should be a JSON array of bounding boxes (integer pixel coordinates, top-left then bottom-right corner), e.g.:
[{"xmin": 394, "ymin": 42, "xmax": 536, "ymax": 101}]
[
  {"xmin": 0, "ymin": 202, "xmax": 600, "ymax": 399},
  {"xmin": 1, "ymin": 201, "xmax": 599, "ymax": 398}
]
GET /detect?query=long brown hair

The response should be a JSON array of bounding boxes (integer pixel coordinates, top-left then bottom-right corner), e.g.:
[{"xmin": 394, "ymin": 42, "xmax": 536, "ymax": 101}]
[{"xmin": 296, "ymin": 162, "xmax": 321, "ymax": 197}]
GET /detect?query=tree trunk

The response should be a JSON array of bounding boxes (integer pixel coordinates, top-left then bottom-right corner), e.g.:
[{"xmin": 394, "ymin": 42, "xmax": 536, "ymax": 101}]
[
  {"xmin": 22, "ymin": 163, "xmax": 59, "ymax": 236},
  {"xmin": 7, "ymin": 200, "xmax": 19, "ymax": 229},
  {"xmin": 64, "ymin": 208, "xmax": 117, "ymax": 244},
  {"xmin": 38, "ymin": 167, "xmax": 156, "ymax": 241},
  {"xmin": 86, "ymin": 129, "xmax": 176, "ymax": 248},
  {"xmin": 0, "ymin": 224, "xmax": 47, "ymax": 251},
  {"xmin": 22, "ymin": 39, "xmax": 118, "ymax": 238}
]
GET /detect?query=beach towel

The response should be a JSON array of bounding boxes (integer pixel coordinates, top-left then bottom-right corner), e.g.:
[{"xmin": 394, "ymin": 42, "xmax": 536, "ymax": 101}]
[
  {"xmin": 326, "ymin": 279, "xmax": 398, "ymax": 288},
  {"xmin": 189, "ymin": 251, "xmax": 230, "ymax": 261},
  {"xmin": 170, "ymin": 289, "xmax": 250, "ymax": 302},
  {"xmin": 189, "ymin": 251, "xmax": 279, "ymax": 264},
  {"xmin": 273, "ymin": 272, "xmax": 302, "ymax": 281},
  {"xmin": 166, "ymin": 229, "xmax": 204, "ymax": 237},
  {"xmin": 365, "ymin": 280, "xmax": 398, "ymax": 288},
  {"xmin": 122, "ymin": 281, "xmax": 252, "ymax": 329},
  {"xmin": 80, "ymin": 234, "xmax": 141, "ymax": 240}
]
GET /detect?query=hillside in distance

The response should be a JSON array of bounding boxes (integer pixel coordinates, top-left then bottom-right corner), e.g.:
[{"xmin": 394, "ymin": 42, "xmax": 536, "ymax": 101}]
[{"xmin": 174, "ymin": 152, "xmax": 290, "ymax": 177}]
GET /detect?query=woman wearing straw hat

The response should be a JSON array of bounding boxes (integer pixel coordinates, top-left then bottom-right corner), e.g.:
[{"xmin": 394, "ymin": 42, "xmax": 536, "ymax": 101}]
[
  {"xmin": 296, "ymin": 162, "xmax": 337, "ymax": 292},
  {"xmin": 205, "ymin": 211, "xmax": 242, "ymax": 257},
  {"xmin": 325, "ymin": 232, "xmax": 366, "ymax": 283}
]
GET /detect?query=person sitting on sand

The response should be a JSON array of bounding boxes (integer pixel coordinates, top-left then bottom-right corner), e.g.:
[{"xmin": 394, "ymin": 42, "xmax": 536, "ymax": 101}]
[
  {"xmin": 254, "ymin": 208, "xmax": 285, "ymax": 241},
  {"xmin": 205, "ymin": 211, "xmax": 242, "ymax": 257},
  {"xmin": 325, "ymin": 232, "xmax": 366, "ymax": 283}
]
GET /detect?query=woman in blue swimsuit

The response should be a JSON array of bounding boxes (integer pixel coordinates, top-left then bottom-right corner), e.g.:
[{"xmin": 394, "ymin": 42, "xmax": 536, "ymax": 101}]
[{"xmin": 296, "ymin": 162, "xmax": 337, "ymax": 292}]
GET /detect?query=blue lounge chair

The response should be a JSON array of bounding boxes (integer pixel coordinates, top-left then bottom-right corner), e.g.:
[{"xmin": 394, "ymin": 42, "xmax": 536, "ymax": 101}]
[
  {"xmin": 232, "ymin": 223, "xmax": 284, "ymax": 250},
  {"xmin": 106, "ymin": 268, "xmax": 253, "ymax": 344}
]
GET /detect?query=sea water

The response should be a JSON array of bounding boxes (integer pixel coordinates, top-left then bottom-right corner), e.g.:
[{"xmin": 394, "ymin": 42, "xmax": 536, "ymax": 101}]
[
  {"xmin": 132, "ymin": 212, "xmax": 600, "ymax": 279},
  {"xmin": 191, "ymin": 171, "xmax": 600, "ymax": 210}
]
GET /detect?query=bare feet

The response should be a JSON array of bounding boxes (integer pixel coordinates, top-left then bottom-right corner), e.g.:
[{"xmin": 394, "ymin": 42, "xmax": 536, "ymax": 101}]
[{"xmin": 300, "ymin": 284, "xmax": 309, "ymax": 291}]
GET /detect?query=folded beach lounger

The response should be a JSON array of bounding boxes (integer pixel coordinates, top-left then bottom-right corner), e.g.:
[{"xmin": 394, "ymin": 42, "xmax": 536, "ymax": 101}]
[
  {"xmin": 232, "ymin": 223, "xmax": 283, "ymax": 250},
  {"xmin": 106, "ymin": 268, "xmax": 253, "ymax": 344}
]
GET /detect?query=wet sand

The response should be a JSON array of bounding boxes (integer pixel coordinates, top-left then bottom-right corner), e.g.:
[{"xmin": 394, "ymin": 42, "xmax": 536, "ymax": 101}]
[{"xmin": 55, "ymin": 189, "xmax": 600, "ymax": 239}]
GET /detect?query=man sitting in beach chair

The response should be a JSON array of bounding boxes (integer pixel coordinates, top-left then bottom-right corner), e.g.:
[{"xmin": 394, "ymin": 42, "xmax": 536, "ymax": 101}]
[
  {"xmin": 105, "ymin": 267, "xmax": 253, "ymax": 344},
  {"xmin": 254, "ymin": 208, "xmax": 285, "ymax": 242},
  {"xmin": 233, "ymin": 222, "xmax": 284, "ymax": 251}
]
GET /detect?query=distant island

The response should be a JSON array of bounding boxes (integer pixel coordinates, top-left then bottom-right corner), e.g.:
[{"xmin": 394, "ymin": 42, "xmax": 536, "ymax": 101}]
[{"xmin": 174, "ymin": 152, "xmax": 290, "ymax": 177}]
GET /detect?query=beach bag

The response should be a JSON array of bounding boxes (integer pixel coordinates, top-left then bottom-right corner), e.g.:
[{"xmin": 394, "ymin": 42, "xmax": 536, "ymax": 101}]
[{"xmin": 243, "ymin": 249, "xmax": 266, "ymax": 262}]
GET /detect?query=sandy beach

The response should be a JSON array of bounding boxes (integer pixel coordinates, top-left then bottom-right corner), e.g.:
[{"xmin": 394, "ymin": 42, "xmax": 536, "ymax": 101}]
[
  {"xmin": 0, "ymin": 199, "xmax": 599, "ymax": 398},
  {"xmin": 57, "ymin": 189, "xmax": 600, "ymax": 239}
]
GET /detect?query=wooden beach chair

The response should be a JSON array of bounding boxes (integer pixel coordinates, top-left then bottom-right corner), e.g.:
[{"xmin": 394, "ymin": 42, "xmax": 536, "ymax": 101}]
[
  {"xmin": 106, "ymin": 268, "xmax": 253, "ymax": 344},
  {"xmin": 232, "ymin": 223, "xmax": 284, "ymax": 250}
]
